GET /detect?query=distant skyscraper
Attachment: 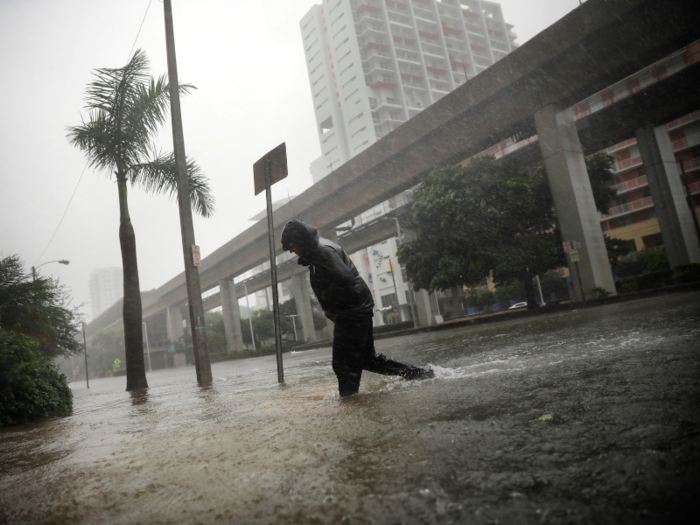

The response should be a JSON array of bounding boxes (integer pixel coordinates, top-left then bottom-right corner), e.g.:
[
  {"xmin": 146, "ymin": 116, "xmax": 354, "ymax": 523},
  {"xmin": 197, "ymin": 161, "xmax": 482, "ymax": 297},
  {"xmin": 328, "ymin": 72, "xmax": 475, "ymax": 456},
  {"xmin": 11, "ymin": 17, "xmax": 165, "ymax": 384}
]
[
  {"xmin": 89, "ymin": 267, "xmax": 123, "ymax": 319},
  {"xmin": 301, "ymin": 0, "xmax": 516, "ymax": 182}
]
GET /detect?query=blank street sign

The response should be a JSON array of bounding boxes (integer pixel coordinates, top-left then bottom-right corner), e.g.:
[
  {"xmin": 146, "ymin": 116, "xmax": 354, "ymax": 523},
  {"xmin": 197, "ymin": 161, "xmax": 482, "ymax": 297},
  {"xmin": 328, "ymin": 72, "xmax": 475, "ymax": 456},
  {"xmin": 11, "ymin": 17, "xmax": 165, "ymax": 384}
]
[{"xmin": 253, "ymin": 142, "xmax": 288, "ymax": 196}]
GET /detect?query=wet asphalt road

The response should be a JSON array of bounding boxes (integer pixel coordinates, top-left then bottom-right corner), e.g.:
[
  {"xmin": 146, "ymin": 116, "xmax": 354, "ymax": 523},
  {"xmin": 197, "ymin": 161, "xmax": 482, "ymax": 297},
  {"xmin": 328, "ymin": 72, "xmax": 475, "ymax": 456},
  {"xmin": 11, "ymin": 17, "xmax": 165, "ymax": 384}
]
[{"xmin": 1, "ymin": 291, "xmax": 699, "ymax": 525}]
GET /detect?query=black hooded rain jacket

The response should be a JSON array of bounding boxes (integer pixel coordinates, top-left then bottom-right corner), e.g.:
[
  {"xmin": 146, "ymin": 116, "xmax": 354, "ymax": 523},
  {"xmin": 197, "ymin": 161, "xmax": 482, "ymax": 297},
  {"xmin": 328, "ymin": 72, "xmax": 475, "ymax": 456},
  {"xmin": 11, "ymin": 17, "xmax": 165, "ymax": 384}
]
[{"xmin": 281, "ymin": 219, "xmax": 374, "ymax": 322}]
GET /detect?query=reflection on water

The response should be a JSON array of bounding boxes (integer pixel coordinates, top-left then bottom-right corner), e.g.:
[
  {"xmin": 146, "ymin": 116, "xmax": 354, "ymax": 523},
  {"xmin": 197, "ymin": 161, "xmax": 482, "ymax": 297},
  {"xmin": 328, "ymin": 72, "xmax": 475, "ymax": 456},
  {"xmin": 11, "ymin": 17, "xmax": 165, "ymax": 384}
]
[
  {"xmin": 1, "ymin": 293, "xmax": 698, "ymax": 524},
  {"xmin": 129, "ymin": 389, "xmax": 149, "ymax": 406}
]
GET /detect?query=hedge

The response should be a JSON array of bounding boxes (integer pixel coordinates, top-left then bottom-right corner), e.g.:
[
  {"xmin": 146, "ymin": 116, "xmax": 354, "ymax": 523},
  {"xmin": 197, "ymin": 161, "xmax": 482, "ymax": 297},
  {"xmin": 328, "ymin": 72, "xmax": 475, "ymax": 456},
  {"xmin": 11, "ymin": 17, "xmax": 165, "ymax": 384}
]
[
  {"xmin": 373, "ymin": 321, "xmax": 415, "ymax": 334},
  {"xmin": 673, "ymin": 263, "xmax": 700, "ymax": 285},
  {"xmin": 0, "ymin": 331, "xmax": 73, "ymax": 427},
  {"xmin": 615, "ymin": 270, "xmax": 674, "ymax": 294}
]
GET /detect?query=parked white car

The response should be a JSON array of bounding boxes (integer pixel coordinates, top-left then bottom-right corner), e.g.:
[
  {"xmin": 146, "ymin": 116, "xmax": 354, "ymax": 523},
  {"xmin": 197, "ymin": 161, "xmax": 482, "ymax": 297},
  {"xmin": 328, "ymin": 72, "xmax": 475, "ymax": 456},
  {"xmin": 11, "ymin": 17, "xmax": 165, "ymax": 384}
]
[{"xmin": 509, "ymin": 302, "xmax": 527, "ymax": 309}]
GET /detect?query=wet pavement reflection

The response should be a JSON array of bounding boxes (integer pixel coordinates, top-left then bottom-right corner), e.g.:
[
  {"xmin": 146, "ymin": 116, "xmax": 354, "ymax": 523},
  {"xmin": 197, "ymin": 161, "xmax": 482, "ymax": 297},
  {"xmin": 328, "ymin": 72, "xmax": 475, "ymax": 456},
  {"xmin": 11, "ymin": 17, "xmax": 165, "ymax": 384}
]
[{"xmin": 1, "ymin": 292, "xmax": 699, "ymax": 524}]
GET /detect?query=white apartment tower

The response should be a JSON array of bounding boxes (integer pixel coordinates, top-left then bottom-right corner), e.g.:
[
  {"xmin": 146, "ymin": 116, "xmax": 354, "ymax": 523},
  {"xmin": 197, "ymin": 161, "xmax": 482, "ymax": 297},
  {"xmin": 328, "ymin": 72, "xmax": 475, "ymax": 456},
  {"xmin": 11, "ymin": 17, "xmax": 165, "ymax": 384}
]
[
  {"xmin": 89, "ymin": 267, "xmax": 123, "ymax": 319},
  {"xmin": 301, "ymin": 0, "xmax": 516, "ymax": 181}
]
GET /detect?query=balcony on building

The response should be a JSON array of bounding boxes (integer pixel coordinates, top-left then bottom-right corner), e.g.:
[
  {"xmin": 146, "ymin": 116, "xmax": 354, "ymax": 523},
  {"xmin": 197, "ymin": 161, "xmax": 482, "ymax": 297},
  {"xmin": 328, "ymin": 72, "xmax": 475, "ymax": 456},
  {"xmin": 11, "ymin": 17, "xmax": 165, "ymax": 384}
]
[
  {"xmin": 413, "ymin": 6, "xmax": 436, "ymax": 22},
  {"xmin": 388, "ymin": 13, "xmax": 412, "ymax": 27},
  {"xmin": 395, "ymin": 51, "xmax": 421, "ymax": 65},
  {"xmin": 442, "ymin": 24, "xmax": 463, "ymax": 36},
  {"xmin": 470, "ymin": 42, "xmax": 489, "ymax": 55},
  {"xmin": 418, "ymin": 29, "xmax": 439, "ymax": 40},
  {"xmin": 365, "ymin": 61, "xmax": 395, "ymax": 76},
  {"xmin": 402, "ymin": 80, "xmax": 426, "ymax": 90},
  {"xmin": 426, "ymin": 64, "xmax": 448, "ymax": 75},
  {"xmin": 386, "ymin": 0, "xmax": 408, "ymax": 9},
  {"xmin": 422, "ymin": 45, "xmax": 446, "ymax": 60},
  {"xmin": 392, "ymin": 33, "xmax": 416, "ymax": 44},
  {"xmin": 370, "ymin": 80, "xmax": 398, "ymax": 90},
  {"xmin": 438, "ymin": 4, "xmax": 461, "ymax": 21},
  {"xmin": 462, "ymin": 9, "xmax": 481, "ymax": 22},
  {"xmin": 356, "ymin": 3, "xmax": 382, "ymax": 14},
  {"xmin": 450, "ymin": 58, "xmax": 470, "ymax": 69},
  {"xmin": 405, "ymin": 99, "xmax": 423, "ymax": 113},
  {"xmin": 363, "ymin": 40, "xmax": 390, "ymax": 51},
  {"xmin": 370, "ymin": 96, "xmax": 403, "ymax": 112}
]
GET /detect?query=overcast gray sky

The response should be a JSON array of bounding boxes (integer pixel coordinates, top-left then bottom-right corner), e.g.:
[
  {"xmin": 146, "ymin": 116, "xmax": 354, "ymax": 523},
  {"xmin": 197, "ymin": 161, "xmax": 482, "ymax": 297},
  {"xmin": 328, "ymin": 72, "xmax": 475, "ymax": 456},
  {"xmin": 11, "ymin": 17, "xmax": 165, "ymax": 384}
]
[{"xmin": 0, "ymin": 0, "xmax": 582, "ymax": 320}]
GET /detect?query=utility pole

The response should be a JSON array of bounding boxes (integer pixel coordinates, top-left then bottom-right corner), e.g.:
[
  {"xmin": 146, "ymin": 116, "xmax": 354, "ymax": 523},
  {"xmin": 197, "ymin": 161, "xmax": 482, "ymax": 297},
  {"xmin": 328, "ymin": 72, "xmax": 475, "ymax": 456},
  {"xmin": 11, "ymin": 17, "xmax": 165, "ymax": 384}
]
[{"xmin": 163, "ymin": 0, "xmax": 211, "ymax": 384}]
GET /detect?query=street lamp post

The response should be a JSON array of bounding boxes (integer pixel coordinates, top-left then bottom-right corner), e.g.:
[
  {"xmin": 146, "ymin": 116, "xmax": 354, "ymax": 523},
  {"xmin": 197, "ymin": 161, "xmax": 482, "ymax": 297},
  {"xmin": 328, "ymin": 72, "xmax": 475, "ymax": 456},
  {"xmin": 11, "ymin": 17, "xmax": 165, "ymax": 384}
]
[
  {"xmin": 286, "ymin": 314, "xmax": 299, "ymax": 341},
  {"xmin": 142, "ymin": 322, "xmax": 152, "ymax": 372},
  {"xmin": 32, "ymin": 260, "xmax": 69, "ymax": 280},
  {"xmin": 243, "ymin": 283, "xmax": 256, "ymax": 351}
]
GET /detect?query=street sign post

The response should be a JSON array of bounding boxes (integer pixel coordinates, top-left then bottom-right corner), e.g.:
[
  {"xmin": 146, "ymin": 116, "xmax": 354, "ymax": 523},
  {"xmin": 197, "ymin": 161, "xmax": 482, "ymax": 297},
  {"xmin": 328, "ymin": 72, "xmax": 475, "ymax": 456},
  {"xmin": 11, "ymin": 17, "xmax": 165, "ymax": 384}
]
[
  {"xmin": 254, "ymin": 143, "xmax": 288, "ymax": 384},
  {"xmin": 191, "ymin": 245, "xmax": 202, "ymax": 267},
  {"xmin": 564, "ymin": 240, "xmax": 585, "ymax": 302}
]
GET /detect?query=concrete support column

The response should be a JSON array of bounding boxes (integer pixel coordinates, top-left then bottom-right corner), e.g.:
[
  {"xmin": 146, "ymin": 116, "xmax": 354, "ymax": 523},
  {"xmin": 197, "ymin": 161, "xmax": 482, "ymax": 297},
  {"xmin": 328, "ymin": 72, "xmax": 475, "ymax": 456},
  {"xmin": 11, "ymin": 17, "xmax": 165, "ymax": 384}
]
[
  {"xmin": 634, "ymin": 124, "xmax": 700, "ymax": 267},
  {"xmin": 414, "ymin": 289, "xmax": 437, "ymax": 327},
  {"xmin": 292, "ymin": 272, "xmax": 317, "ymax": 343},
  {"xmin": 534, "ymin": 104, "xmax": 616, "ymax": 301},
  {"xmin": 166, "ymin": 304, "xmax": 184, "ymax": 342},
  {"xmin": 399, "ymin": 222, "xmax": 436, "ymax": 327},
  {"xmin": 220, "ymin": 278, "xmax": 244, "ymax": 353}
]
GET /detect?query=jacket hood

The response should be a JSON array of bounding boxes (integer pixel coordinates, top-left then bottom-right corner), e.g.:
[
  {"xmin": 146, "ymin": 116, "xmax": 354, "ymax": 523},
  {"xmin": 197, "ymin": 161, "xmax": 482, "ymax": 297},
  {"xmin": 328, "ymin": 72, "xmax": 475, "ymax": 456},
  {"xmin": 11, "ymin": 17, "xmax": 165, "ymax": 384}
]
[{"xmin": 281, "ymin": 219, "xmax": 319, "ymax": 251}]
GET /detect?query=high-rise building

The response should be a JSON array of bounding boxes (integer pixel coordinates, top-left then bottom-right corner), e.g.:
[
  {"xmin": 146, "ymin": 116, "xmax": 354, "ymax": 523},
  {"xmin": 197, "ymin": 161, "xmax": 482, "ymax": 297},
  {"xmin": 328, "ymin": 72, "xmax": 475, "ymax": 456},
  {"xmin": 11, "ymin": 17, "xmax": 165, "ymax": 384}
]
[
  {"xmin": 300, "ymin": 0, "xmax": 516, "ymax": 325},
  {"xmin": 301, "ymin": 0, "xmax": 516, "ymax": 182},
  {"xmin": 89, "ymin": 267, "xmax": 123, "ymax": 319}
]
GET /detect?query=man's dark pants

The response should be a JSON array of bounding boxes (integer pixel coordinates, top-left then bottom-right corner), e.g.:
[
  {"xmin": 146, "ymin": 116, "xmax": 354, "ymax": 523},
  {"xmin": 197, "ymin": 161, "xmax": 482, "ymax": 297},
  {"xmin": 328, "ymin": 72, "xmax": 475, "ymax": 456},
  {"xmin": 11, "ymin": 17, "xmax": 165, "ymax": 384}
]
[{"xmin": 332, "ymin": 315, "xmax": 422, "ymax": 397}]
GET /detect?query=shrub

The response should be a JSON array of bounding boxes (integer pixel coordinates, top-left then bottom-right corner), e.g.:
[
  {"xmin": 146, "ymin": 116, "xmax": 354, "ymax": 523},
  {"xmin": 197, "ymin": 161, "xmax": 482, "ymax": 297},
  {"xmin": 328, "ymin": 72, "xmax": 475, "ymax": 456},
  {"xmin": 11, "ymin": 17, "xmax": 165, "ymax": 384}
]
[
  {"xmin": 0, "ymin": 331, "xmax": 73, "ymax": 427},
  {"xmin": 673, "ymin": 263, "xmax": 700, "ymax": 284},
  {"xmin": 373, "ymin": 321, "xmax": 414, "ymax": 334},
  {"xmin": 590, "ymin": 286, "xmax": 612, "ymax": 298},
  {"xmin": 615, "ymin": 270, "xmax": 674, "ymax": 294}
]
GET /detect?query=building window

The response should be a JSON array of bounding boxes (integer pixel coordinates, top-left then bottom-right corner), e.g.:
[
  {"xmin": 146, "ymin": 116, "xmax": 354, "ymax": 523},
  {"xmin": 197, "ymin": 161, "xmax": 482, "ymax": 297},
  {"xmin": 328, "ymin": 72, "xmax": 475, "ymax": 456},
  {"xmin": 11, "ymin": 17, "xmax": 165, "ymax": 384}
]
[{"xmin": 381, "ymin": 293, "xmax": 398, "ymax": 308}]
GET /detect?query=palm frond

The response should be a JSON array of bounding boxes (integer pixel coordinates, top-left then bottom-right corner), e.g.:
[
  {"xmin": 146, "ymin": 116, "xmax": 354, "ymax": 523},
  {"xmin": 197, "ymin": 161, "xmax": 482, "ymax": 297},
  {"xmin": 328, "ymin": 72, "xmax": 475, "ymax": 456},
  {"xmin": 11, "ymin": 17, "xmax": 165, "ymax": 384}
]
[
  {"xmin": 66, "ymin": 111, "xmax": 120, "ymax": 174},
  {"xmin": 129, "ymin": 151, "xmax": 215, "ymax": 217}
]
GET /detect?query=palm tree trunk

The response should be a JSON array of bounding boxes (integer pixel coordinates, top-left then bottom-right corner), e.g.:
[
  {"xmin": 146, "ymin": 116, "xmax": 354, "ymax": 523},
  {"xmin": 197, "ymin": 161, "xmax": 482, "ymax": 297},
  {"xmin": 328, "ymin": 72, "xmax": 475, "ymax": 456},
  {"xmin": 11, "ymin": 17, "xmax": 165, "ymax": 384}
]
[{"xmin": 117, "ymin": 177, "xmax": 148, "ymax": 391}]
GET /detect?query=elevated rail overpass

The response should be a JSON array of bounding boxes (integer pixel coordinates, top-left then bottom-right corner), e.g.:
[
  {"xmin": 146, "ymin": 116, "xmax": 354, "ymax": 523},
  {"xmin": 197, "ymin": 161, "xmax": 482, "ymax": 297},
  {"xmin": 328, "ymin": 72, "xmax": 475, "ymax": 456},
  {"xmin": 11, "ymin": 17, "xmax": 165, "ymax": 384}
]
[{"xmin": 88, "ymin": 0, "xmax": 700, "ymax": 355}]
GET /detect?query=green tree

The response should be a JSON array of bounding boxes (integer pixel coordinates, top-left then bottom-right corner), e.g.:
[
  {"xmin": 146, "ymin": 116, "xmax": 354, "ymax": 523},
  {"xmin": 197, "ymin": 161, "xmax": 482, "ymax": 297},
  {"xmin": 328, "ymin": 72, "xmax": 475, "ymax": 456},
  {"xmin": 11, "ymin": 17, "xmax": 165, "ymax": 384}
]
[
  {"xmin": 67, "ymin": 50, "xmax": 214, "ymax": 391},
  {"xmin": 88, "ymin": 324, "xmax": 126, "ymax": 377},
  {"xmin": 604, "ymin": 235, "xmax": 635, "ymax": 273},
  {"xmin": 398, "ymin": 153, "xmax": 616, "ymax": 308},
  {"xmin": 0, "ymin": 255, "xmax": 80, "ymax": 358},
  {"xmin": 204, "ymin": 311, "xmax": 228, "ymax": 360}
]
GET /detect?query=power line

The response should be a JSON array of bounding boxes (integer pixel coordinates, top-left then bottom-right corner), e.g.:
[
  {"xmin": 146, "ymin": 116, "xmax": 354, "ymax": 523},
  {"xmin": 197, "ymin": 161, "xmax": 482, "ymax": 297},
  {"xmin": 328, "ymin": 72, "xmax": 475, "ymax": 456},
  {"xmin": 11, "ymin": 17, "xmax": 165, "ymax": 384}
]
[
  {"xmin": 34, "ymin": 163, "xmax": 88, "ymax": 267},
  {"xmin": 128, "ymin": 0, "xmax": 154, "ymax": 61},
  {"xmin": 35, "ymin": 1, "xmax": 154, "ymax": 267}
]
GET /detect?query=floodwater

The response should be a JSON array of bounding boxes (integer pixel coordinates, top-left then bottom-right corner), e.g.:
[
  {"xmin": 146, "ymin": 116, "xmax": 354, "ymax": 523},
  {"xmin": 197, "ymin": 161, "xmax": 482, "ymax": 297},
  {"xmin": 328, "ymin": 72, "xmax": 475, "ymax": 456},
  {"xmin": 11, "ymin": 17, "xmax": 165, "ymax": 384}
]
[{"xmin": 1, "ymin": 292, "xmax": 699, "ymax": 524}]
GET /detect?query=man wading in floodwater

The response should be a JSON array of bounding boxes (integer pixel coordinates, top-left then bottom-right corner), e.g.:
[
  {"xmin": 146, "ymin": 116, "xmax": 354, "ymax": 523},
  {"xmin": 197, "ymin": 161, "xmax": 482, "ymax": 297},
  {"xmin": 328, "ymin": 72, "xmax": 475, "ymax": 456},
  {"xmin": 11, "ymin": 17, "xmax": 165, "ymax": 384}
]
[{"xmin": 281, "ymin": 219, "xmax": 434, "ymax": 398}]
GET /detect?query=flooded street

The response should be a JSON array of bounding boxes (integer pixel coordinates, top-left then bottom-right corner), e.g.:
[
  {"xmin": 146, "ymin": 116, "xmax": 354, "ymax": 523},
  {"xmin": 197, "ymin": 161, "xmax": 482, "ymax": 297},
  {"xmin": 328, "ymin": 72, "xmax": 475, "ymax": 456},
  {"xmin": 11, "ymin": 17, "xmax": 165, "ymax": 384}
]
[{"xmin": 2, "ymin": 292, "xmax": 699, "ymax": 524}]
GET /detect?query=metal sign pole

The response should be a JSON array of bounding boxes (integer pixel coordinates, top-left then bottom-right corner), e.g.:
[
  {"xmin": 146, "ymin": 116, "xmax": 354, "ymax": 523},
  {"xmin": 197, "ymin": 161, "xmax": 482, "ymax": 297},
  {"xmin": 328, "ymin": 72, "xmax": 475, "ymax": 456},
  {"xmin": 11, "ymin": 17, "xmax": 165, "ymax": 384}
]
[
  {"xmin": 265, "ymin": 155, "xmax": 284, "ymax": 383},
  {"xmin": 574, "ymin": 260, "xmax": 585, "ymax": 303}
]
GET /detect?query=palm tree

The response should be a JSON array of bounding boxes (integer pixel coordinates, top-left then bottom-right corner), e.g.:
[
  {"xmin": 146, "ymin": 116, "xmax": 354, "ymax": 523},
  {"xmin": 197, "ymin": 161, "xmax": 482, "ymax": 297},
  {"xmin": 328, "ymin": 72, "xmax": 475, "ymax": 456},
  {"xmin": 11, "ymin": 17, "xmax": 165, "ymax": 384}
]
[{"xmin": 67, "ymin": 50, "xmax": 214, "ymax": 391}]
